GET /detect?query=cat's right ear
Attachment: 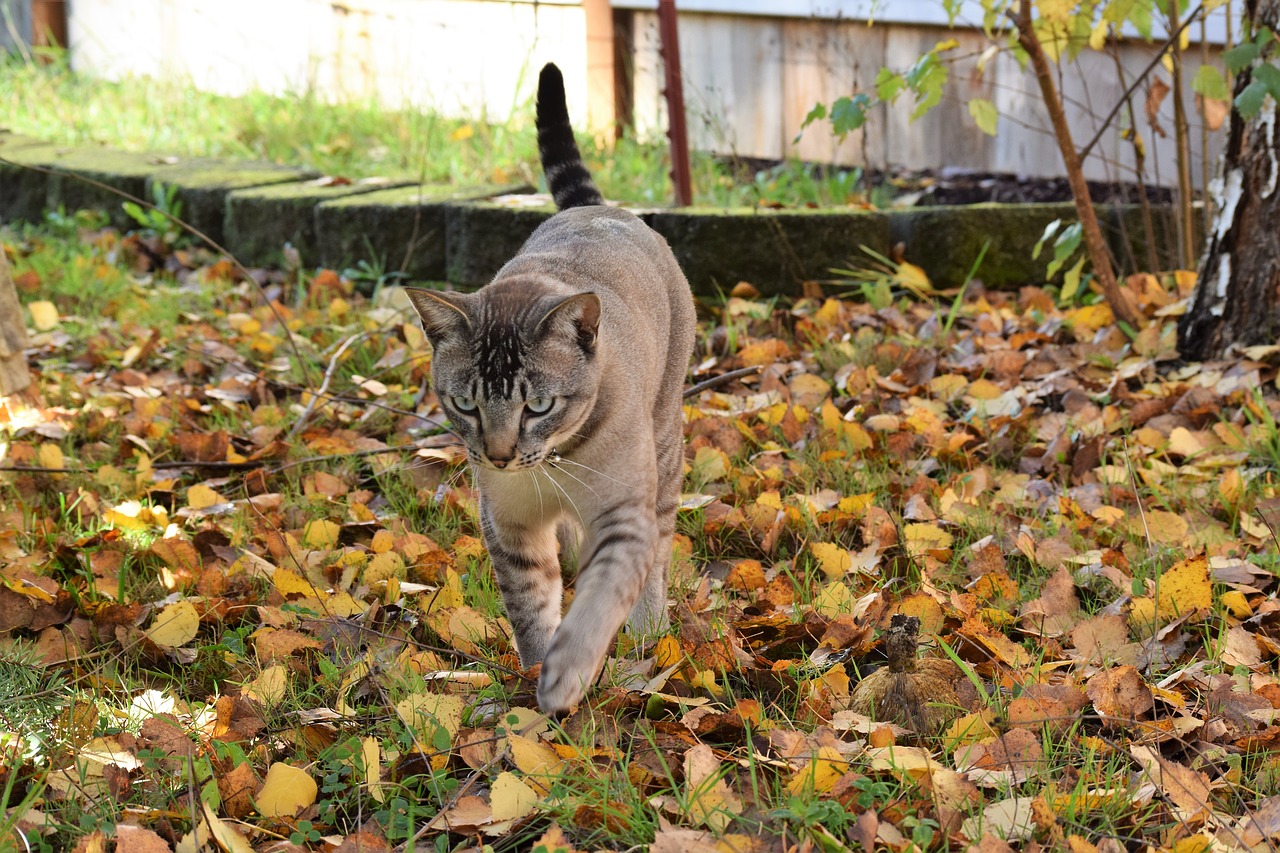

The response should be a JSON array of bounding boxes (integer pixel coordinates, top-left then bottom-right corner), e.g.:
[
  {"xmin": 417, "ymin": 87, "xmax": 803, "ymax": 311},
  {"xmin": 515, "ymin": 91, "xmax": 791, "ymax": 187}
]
[{"xmin": 406, "ymin": 289, "xmax": 471, "ymax": 343}]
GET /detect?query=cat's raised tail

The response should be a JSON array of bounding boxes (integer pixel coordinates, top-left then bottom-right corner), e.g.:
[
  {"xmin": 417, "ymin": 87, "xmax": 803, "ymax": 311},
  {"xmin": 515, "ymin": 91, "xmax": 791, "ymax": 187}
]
[{"xmin": 536, "ymin": 63, "xmax": 606, "ymax": 210}]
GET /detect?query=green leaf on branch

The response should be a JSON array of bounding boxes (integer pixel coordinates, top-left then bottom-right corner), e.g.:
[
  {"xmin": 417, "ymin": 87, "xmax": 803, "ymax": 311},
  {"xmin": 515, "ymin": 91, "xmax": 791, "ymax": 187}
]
[
  {"xmin": 1033, "ymin": 219, "xmax": 1063, "ymax": 261},
  {"xmin": 968, "ymin": 98, "xmax": 999, "ymax": 135},
  {"xmin": 1045, "ymin": 222, "xmax": 1083, "ymax": 280},
  {"xmin": 830, "ymin": 94, "xmax": 872, "ymax": 137},
  {"xmin": 801, "ymin": 102, "xmax": 827, "ymax": 129},
  {"xmin": 876, "ymin": 68, "xmax": 904, "ymax": 102},
  {"xmin": 1224, "ymin": 41, "xmax": 1259, "ymax": 74},
  {"xmin": 1192, "ymin": 65, "xmax": 1231, "ymax": 101},
  {"xmin": 1254, "ymin": 63, "xmax": 1280, "ymax": 102},
  {"xmin": 905, "ymin": 54, "xmax": 948, "ymax": 122},
  {"xmin": 1235, "ymin": 77, "xmax": 1269, "ymax": 118}
]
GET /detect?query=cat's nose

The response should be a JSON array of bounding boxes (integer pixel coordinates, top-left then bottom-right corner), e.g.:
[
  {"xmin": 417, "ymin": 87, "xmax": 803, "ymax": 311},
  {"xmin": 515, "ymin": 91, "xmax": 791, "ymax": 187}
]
[{"xmin": 489, "ymin": 454, "xmax": 513, "ymax": 469}]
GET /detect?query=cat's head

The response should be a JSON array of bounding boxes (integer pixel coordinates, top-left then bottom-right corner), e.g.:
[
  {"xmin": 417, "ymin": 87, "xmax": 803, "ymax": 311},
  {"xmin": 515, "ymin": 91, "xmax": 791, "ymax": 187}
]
[{"xmin": 407, "ymin": 283, "xmax": 601, "ymax": 471}]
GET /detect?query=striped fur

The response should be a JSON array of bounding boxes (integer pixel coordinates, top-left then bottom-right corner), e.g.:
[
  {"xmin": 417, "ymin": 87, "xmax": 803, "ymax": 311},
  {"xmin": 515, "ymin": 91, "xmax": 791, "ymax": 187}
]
[{"xmin": 405, "ymin": 64, "xmax": 695, "ymax": 716}]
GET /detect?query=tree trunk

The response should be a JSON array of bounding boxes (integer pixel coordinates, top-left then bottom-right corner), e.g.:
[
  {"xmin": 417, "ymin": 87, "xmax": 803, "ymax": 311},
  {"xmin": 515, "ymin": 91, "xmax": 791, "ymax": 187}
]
[
  {"xmin": 1012, "ymin": 4, "xmax": 1143, "ymax": 329},
  {"xmin": 0, "ymin": 247, "xmax": 33, "ymax": 397},
  {"xmin": 1178, "ymin": 0, "xmax": 1280, "ymax": 360}
]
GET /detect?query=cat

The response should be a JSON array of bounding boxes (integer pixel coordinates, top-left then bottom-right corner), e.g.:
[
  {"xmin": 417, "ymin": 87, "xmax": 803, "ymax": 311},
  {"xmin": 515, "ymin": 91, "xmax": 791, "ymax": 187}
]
[{"xmin": 405, "ymin": 63, "xmax": 696, "ymax": 715}]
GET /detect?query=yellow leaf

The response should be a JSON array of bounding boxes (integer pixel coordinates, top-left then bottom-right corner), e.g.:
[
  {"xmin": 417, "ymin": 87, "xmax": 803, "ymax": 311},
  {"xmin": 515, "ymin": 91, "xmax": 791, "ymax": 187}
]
[
  {"xmin": 27, "ymin": 300, "xmax": 59, "ymax": 331},
  {"xmin": 362, "ymin": 736, "xmax": 385, "ymax": 803},
  {"xmin": 395, "ymin": 692, "xmax": 464, "ymax": 740},
  {"xmin": 756, "ymin": 490, "xmax": 783, "ymax": 510},
  {"xmin": 242, "ymin": 664, "xmax": 289, "ymax": 707},
  {"xmin": 684, "ymin": 744, "xmax": 743, "ymax": 832},
  {"xmin": 37, "ymin": 443, "xmax": 63, "ymax": 471},
  {"xmin": 1220, "ymin": 590, "xmax": 1251, "ymax": 619},
  {"xmin": 186, "ymin": 484, "xmax": 223, "ymax": 510},
  {"xmin": 450, "ymin": 124, "xmax": 475, "ymax": 142},
  {"xmin": 904, "ymin": 523, "xmax": 954, "ymax": 560},
  {"xmin": 272, "ymin": 566, "xmax": 326, "ymax": 600},
  {"xmin": 811, "ymin": 542, "xmax": 853, "ymax": 578},
  {"xmin": 838, "ymin": 493, "xmax": 874, "ymax": 513},
  {"xmin": 814, "ymin": 581, "xmax": 854, "ymax": 617},
  {"xmin": 490, "ymin": 771, "xmax": 538, "ymax": 821},
  {"xmin": 786, "ymin": 746, "xmax": 848, "ymax": 795},
  {"xmin": 653, "ymin": 635, "xmax": 685, "ymax": 670},
  {"xmin": 1143, "ymin": 510, "xmax": 1189, "ymax": 546},
  {"xmin": 690, "ymin": 446, "xmax": 730, "ymax": 482},
  {"xmin": 509, "ymin": 733, "xmax": 565, "ymax": 793},
  {"xmin": 1152, "ymin": 555, "xmax": 1213, "ymax": 619},
  {"xmin": 811, "ymin": 298, "xmax": 843, "ymax": 328},
  {"xmin": 145, "ymin": 600, "xmax": 200, "ymax": 649},
  {"xmin": 256, "ymin": 762, "xmax": 317, "ymax": 817},
  {"xmin": 894, "ymin": 261, "xmax": 934, "ymax": 296},
  {"xmin": 1089, "ymin": 20, "xmax": 1108, "ymax": 50},
  {"xmin": 365, "ymin": 551, "xmax": 406, "ymax": 584},
  {"xmin": 302, "ymin": 519, "xmax": 341, "ymax": 549}
]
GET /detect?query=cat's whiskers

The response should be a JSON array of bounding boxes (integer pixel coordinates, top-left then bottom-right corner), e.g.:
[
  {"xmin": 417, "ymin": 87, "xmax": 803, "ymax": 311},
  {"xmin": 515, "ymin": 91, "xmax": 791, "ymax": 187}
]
[
  {"xmin": 538, "ymin": 466, "xmax": 584, "ymax": 527},
  {"xmin": 548, "ymin": 454, "xmax": 638, "ymax": 489},
  {"xmin": 545, "ymin": 458, "xmax": 601, "ymax": 499}
]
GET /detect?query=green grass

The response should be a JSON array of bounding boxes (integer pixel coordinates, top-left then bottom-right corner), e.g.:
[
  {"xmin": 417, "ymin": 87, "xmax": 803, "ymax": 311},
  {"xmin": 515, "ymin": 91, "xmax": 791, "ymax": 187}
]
[{"xmin": 0, "ymin": 51, "xmax": 875, "ymax": 209}]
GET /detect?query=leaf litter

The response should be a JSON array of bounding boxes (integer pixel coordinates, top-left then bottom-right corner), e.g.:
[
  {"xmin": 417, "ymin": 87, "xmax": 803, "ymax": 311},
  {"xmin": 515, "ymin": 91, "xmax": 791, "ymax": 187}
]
[{"xmin": 1, "ymin": 221, "xmax": 1280, "ymax": 851}]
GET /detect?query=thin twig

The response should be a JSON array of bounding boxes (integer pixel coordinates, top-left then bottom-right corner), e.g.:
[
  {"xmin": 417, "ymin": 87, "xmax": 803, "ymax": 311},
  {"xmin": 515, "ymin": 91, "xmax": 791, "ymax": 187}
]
[
  {"xmin": 1078, "ymin": 4, "xmax": 1205, "ymax": 162},
  {"xmin": 289, "ymin": 332, "xmax": 362, "ymax": 438},
  {"xmin": 683, "ymin": 365, "xmax": 762, "ymax": 398}
]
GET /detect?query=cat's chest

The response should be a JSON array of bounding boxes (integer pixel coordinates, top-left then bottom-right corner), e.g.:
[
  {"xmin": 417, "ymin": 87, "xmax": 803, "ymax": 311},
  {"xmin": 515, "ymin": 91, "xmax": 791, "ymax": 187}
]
[{"xmin": 478, "ymin": 464, "xmax": 599, "ymax": 527}]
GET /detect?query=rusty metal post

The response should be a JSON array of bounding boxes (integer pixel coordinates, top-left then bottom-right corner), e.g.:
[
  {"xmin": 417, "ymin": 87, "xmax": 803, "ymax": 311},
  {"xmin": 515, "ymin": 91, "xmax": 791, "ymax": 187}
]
[{"xmin": 656, "ymin": 0, "xmax": 692, "ymax": 207}]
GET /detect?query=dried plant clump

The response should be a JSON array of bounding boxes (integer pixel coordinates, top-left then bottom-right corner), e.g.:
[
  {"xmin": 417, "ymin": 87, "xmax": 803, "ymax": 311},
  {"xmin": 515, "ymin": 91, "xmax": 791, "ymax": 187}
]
[{"xmin": 850, "ymin": 614, "xmax": 963, "ymax": 734}]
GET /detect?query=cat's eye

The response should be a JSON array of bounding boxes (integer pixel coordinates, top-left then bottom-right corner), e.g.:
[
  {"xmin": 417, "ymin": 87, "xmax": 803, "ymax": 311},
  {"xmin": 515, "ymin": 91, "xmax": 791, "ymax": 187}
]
[
  {"xmin": 525, "ymin": 397, "xmax": 554, "ymax": 415},
  {"xmin": 451, "ymin": 396, "xmax": 478, "ymax": 413}
]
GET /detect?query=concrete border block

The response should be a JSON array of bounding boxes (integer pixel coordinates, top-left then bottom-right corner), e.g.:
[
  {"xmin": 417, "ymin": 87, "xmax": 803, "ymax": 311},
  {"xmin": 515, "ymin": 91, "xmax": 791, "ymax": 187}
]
[
  {"xmin": 224, "ymin": 179, "xmax": 413, "ymax": 267},
  {"xmin": 645, "ymin": 207, "xmax": 893, "ymax": 296},
  {"xmin": 315, "ymin": 183, "xmax": 533, "ymax": 282},
  {"xmin": 147, "ymin": 162, "xmax": 320, "ymax": 247},
  {"xmin": 444, "ymin": 196, "xmax": 557, "ymax": 288}
]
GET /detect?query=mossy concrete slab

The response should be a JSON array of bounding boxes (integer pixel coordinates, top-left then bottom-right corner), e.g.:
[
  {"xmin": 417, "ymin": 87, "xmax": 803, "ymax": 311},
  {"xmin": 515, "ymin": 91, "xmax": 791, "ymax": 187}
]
[
  {"xmin": 0, "ymin": 140, "xmax": 63, "ymax": 223},
  {"xmin": 315, "ymin": 183, "xmax": 532, "ymax": 282},
  {"xmin": 224, "ymin": 179, "xmax": 413, "ymax": 267},
  {"xmin": 445, "ymin": 196, "xmax": 557, "ymax": 287},
  {"xmin": 889, "ymin": 203, "xmax": 1079, "ymax": 287},
  {"xmin": 44, "ymin": 149, "xmax": 192, "ymax": 230},
  {"xmin": 148, "ymin": 162, "xmax": 320, "ymax": 247},
  {"xmin": 645, "ymin": 207, "xmax": 892, "ymax": 296}
]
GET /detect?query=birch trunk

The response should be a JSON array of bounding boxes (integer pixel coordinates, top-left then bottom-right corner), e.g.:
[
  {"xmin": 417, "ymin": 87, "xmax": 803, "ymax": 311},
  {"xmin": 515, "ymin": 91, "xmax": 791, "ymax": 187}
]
[{"xmin": 1177, "ymin": 0, "xmax": 1280, "ymax": 360}]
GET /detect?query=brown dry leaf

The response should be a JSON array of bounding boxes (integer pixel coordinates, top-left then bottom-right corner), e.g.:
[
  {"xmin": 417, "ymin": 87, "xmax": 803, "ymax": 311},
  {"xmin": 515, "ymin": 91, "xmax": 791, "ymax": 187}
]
[
  {"xmin": 1086, "ymin": 666, "xmax": 1154, "ymax": 722},
  {"xmin": 681, "ymin": 744, "xmax": 743, "ymax": 832},
  {"xmin": 113, "ymin": 824, "xmax": 170, "ymax": 853},
  {"xmin": 1128, "ymin": 745, "xmax": 1213, "ymax": 816},
  {"xmin": 1019, "ymin": 565, "xmax": 1079, "ymax": 637},
  {"xmin": 217, "ymin": 760, "xmax": 259, "ymax": 820}
]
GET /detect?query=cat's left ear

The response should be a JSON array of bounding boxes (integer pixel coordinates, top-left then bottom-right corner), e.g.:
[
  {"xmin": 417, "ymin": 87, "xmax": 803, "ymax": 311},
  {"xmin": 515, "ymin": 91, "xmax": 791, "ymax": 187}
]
[{"xmin": 538, "ymin": 292, "xmax": 601, "ymax": 350}]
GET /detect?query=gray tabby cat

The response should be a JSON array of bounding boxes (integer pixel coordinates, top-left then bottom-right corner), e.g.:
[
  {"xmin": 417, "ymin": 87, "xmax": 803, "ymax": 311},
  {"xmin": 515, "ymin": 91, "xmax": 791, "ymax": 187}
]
[{"xmin": 406, "ymin": 63, "xmax": 696, "ymax": 715}]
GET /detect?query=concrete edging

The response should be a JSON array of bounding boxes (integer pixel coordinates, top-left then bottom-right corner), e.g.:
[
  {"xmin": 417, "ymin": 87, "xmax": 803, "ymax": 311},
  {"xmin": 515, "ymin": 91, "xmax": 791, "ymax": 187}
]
[{"xmin": 0, "ymin": 132, "xmax": 1188, "ymax": 295}]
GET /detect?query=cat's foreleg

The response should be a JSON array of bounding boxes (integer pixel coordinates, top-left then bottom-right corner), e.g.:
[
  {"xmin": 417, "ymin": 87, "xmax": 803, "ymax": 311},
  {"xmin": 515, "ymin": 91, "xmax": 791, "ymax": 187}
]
[
  {"xmin": 536, "ymin": 513, "xmax": 657, "ymax": 714},
  {"xmin": 481, "ymin": 506, "xmax": 562, "ymax": 667}
]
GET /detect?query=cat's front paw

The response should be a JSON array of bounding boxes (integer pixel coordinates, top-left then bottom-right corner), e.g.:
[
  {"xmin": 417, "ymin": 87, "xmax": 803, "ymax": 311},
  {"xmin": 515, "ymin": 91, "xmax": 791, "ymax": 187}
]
[{"xmin": 536, "ymin": 641, "xmax": 601, "ymax": 716}]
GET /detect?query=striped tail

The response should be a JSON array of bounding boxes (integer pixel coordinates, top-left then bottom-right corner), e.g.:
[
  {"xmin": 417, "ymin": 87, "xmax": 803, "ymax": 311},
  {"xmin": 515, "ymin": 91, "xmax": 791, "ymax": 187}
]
[{"xmin": 536, "ymin": 63, "xmax": 605, "ymax": 210}]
